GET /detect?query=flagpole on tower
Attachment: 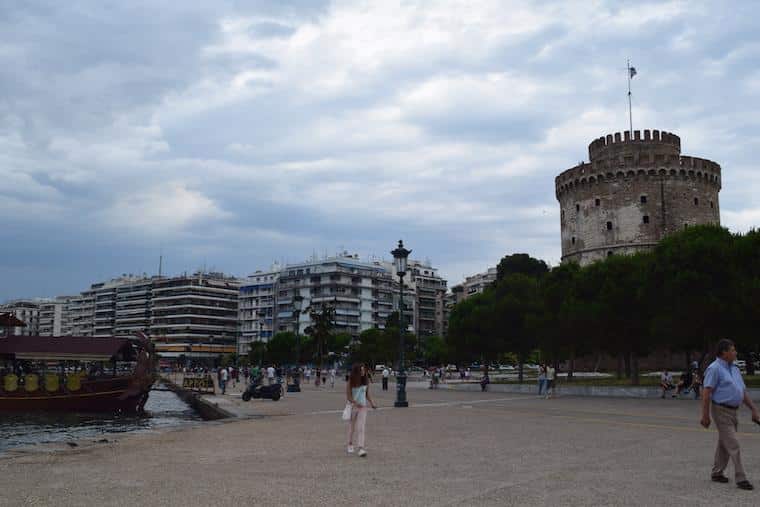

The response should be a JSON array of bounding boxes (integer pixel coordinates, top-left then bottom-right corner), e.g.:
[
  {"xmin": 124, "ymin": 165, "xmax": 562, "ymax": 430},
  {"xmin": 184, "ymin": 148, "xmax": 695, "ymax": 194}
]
[{"xmin": 627, "ymin": 59, "xmax": 636, "ymax": 134}]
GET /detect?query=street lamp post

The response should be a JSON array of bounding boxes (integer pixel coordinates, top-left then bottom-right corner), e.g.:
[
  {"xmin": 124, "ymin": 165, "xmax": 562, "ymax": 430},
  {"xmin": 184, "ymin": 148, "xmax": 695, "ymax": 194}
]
[
  {"xmin": 392, "ymin": 239, "xmax": 411, "ymax": 408},
  {"xmin": 257, "ymin": 317, "xmax": 264, "ymax": 367},
  {"xmin": 291, "ymin": 294, "xmax": 304, "ymax": 391}
]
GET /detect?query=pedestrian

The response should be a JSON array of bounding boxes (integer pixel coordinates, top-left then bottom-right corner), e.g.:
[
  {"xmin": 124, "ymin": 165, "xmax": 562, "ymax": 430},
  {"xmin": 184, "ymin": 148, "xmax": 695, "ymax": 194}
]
[
  {"xmin": 231, "ymin": 366, "xmax": 238, "ymax": 389},
  {"xmin": 346, "ymin": 363, "xmax": 377, "ymax": 457},
  {"xmin": 465, "ymin": 368, "xmax": 471, "ymax": 381},
  {"xmin": 267, "ymin": 364, "xmax": 275, "ymax": 385},
  {"xmin": 545, "ymin": 364, "xmax": 556, "ymax": 399},
  {"xmin": 330, "ymin": 368, "xmax": 336, "ymax": 388},
  {"xmin": 243, "ymin": 367, "xmax": 250, "ymax": 386},
  {"xmin": 660, "ymin": 370, "xmax": 674, "ymax": 398},
  {"xmin": 305, "ymin": 368, "xmax": 311, "ymax": 384},
  {"xmin": 538, "ymin": 364, "xmax": 547, "ymax": 395},
  {"xmin": 701, "ymin": 339, "xmax": 760, "ymax": 490},
  {"xmin": 315, "ymin": 368, "xmax": 321, "ymax": 387},
  {"xmin": 382, "ymin": 366, "xmax": 390, "ymax": 391},
  {"xmin": 220, "ymin": 366, "xmax": 228, "ymax": 395},
  {"xmin": 480, "ymin": 370, "xmax": 489, "ymax": 392}
]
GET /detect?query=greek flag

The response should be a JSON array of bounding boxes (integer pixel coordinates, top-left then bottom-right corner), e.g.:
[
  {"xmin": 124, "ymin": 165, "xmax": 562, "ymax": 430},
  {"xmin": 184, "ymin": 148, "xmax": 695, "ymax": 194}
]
[{"xmin": 629, "ymin": 66, "xmax": 637, "ymax": 79}]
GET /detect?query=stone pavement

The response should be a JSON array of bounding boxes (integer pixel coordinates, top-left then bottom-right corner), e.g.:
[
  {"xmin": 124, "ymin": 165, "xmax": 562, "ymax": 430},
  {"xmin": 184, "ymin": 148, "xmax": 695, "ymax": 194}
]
[{"xmin": 2, "ymin": 381, "xmax": 760, "ymax": 506}]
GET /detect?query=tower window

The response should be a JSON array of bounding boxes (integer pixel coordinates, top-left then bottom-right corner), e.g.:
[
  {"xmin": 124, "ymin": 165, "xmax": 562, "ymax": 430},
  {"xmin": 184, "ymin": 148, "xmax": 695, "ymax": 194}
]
[
  {"xmin": 607, "ymin": 251, "xmax": 613, "ymax": 257},
  {"xmin": 684, "ymin": 223, "xmax": 689, "ymax": 229},
  {"xmin": 640, "ymin": 195, "xmax": 647, "ymax": 204},
  {"xmin": 643, "ymin": 215, "xmax": 650, "ymax": 224},
  {"xmin": 576, "ymin": 204, "xmax": 580, "ymax": 212},
  {"xmin": 595, "ymin": 198, "xmax": 600, "ymax": 207},
  {"xmin": 606, "ymin": 221, "xmax": 613, "ymax": 230},
  {"xmin": 571, "ymin": 237, "xmax": 576, "ymax": 245},
  {"xmin": 710, "ymin": 201, "xmax": 714, "ymax": 208},
  {"xmin": 694, "ymin": 197, "xmax": 699, "ymax": 206}
]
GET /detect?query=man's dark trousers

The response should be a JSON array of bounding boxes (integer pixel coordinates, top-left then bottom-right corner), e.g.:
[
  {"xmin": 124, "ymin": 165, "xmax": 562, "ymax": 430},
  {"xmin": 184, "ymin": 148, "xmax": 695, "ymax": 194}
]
[{"xmin": 382, "ymin": 377, "xmax": 388, "ymax": 391}]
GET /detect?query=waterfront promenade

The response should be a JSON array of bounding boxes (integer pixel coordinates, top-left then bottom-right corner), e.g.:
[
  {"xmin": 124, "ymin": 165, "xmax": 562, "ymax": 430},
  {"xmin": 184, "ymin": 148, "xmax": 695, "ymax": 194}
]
[{"xmin": 2, "ymin": 383, "xmax": 760, "ymax": 506}]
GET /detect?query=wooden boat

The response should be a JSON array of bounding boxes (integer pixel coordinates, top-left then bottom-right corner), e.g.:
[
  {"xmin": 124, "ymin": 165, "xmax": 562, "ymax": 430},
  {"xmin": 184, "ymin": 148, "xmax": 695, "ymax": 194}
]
[{"xmin": 0, "ymin": 333, "xmax": 157, "ymax": 414}]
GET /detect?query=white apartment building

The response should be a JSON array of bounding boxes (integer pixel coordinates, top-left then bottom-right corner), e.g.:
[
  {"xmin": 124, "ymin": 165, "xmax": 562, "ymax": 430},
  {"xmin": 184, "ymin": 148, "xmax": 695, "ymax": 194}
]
[
  {"xmin": 238, "ymin": 254, "xmax": 399, "ymax": 356},
  {"xmin": 38, "ymin": 296, "xmax": 74, "ymax": 336},
  {"xmin": 449, "ymin": 266, "xmax": 497, "ymax": 305},
  {"xmin": 0, "ymin": 299, "xmax": 41, "ymax": 336},
  {"xmin": 238, "ymin": 268, "xmax": 280, "ymax": 356}
]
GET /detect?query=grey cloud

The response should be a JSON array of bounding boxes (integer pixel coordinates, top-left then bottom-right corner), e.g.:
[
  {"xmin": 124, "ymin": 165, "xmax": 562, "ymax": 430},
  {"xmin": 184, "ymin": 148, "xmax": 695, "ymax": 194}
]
[{"xmin": 1, "ymin": 1, "xmax": 760, "ymax": 300}]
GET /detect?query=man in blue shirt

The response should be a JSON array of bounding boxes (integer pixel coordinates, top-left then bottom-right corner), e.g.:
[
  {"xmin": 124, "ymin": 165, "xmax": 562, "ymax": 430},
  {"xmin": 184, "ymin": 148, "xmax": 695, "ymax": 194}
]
[{"xmin": 701, "ymin": 339, "xmax": 760, "ymax": 490}]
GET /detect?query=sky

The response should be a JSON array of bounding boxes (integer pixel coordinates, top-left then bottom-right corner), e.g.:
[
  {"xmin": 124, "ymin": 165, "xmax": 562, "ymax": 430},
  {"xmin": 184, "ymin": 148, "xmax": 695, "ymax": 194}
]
[{"xmin": 1, "ymin": 0, "xmax": 759, "ymax": 301}]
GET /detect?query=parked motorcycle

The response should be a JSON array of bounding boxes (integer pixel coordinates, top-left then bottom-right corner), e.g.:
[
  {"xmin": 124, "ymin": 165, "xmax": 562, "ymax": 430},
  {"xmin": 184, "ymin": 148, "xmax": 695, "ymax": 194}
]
[{"xmin": 242, "ymin": 377, "xmax": 283, "ymax": 401}]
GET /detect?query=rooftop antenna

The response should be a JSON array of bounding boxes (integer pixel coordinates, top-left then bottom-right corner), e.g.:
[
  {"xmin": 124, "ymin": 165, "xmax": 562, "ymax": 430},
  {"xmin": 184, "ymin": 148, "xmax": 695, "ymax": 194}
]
[
  {"xmin": 627, "ymin": 59, "xmax": 637, "ymax": 134},
  {"xmin": 158, "ymin": 250, "xmax": 163, "ymax": 278}
]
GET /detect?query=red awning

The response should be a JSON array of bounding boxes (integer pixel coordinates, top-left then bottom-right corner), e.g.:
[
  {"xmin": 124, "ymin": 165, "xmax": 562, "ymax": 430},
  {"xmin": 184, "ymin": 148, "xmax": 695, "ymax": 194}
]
[
  {"xmin": 0, "ymin": 313, "xmax": 26, "ymax": 327},
  {"xmin": 0, "ymin": 336, "xmax": 134, "ymax": 361}
]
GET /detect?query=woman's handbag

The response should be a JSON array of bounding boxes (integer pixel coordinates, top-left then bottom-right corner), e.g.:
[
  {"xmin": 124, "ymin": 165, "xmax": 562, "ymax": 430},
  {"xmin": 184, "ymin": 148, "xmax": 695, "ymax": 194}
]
[{"xmin": 342, "ymin": 402, "xmax": 352, "ymax": 421}]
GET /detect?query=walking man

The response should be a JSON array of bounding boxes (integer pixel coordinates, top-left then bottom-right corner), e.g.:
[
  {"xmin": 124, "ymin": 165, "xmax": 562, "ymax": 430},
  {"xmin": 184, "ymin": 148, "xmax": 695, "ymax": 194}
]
[
  {"xmin": 382, "ymin": 366, "xmax": 390, "ymax": 391},
  {"xmin": 545, "ymin": 364, "xmax": 556, "ymax": 399},
  {"xmin": 701, "ymin": 339, "xmax": 760, "ymax": 490}
]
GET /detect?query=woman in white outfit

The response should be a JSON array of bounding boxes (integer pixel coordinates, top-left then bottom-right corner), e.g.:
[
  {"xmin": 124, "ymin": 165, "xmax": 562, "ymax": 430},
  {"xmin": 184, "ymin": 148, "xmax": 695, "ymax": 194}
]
[{"xmin": 346, "ymin": 363, "xmax": 377, "ymax": 457}]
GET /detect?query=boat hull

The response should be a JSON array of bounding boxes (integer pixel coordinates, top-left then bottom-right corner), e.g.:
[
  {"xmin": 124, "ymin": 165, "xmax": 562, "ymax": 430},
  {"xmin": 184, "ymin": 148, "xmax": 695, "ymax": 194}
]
[{"xmin": 0, "ymin": 377, "xmax": 153, "ymax": 414}]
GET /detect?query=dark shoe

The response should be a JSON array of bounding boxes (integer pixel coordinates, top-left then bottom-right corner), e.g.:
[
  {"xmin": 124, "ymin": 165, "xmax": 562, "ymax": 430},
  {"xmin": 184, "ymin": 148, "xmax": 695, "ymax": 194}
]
[
  {"xmin": 711, "ymin": 474, "xmax": 730, "ymax": 483},
  {"xmin": 737, "ymin": 481, "xmax": 754, "ymax": 490}
]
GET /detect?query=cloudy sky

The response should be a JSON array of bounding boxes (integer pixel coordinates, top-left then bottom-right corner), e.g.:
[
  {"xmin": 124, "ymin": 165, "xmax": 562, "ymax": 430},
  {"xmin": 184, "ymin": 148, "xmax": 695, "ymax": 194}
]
[{"xmin": 1, "ymin": 0, "xmax": 759, "ymax": 301}]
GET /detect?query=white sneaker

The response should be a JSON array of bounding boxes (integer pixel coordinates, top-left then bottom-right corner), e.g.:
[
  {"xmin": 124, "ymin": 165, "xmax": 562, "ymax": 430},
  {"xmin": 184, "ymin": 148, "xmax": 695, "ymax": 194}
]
[
  {"xmin": 358, "ymin": 448, "xmax": 367, "ymax": 457},
  {"xmin": 347, "ymin": 445, "xmax": 354, "ymax": 454}
]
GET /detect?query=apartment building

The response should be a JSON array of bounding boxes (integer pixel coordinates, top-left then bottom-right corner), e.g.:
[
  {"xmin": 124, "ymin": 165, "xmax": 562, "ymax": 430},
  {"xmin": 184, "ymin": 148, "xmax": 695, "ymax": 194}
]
[
  {"xmin": 238, "ymin": 268, "xmax": 280, "ymax": 356},
  {"xmin": 0, "ymin": 299, "xmax": 40, "ymax": 336},
  {"xmin": 151, "ymin": 272, "xmax": 240, "ymax": 360},
  {"xmin": 38, "ymin": 296, "xmax": 74, "ymax": 336},
  {"xmin": 449, "ymin": 267, "xmax": 497, "ymax": 304},
  {"xmin": 385, "ymin": 259, "xmax": 448, "ymax": 339},
  {"xmin": 238, "ymin": 254, "xmax": 403, "ymax": 356},
  {"xmin": 113, "ymin": 278, "xmax": 154, "ymax": 337}
]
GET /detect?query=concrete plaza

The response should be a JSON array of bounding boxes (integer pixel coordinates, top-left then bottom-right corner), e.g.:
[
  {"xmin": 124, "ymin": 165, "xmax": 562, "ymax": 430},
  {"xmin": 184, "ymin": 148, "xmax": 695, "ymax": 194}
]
[{"xmin": 2, "ymin": 383, "xmax": 759, "ymax": 506}]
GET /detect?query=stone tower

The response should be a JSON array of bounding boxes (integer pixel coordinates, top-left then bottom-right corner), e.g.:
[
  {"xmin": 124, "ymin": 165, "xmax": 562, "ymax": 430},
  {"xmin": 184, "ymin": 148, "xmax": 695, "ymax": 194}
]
[{"xmin": 555, "ymin": 130, "xmax": 721, "ymax": 265}]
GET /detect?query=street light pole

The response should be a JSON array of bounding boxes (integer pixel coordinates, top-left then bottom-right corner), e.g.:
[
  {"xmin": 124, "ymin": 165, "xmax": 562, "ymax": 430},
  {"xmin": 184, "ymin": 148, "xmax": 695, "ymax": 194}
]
[
  {"xmin": 257, "ymin": 318, "xmax": 264, "ymax": 367},
  {"xmin": 292, "ymin": 294, "xmax": 304, "ymax": 391},
  {"xmin": 392, "ymin": 239, "xmax": 411, "ymax": 408}
]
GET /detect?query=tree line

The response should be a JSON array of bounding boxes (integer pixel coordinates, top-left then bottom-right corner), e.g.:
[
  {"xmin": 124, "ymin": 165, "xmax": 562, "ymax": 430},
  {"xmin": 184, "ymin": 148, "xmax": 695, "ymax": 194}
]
[{"xmin": 447, "ymin": 226, "xmax": 760, "ymax": 384}]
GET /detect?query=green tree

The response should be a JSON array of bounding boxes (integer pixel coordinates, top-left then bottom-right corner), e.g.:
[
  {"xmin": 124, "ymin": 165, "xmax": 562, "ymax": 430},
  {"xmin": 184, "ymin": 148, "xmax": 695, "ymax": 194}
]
[
  {"xmin": 305, "ymin": 303, "xmax": 336, "ymax": 369},
  {"xmin": 423, "ymin": 335, "xmax": 448, "ymax": 365},
  {"xmin": 266, "ymin": 332, "xmax": 297, "ymax": 365},
  {"xmin": 496, "ymin": 253, "xmax": 549, "ymax": 282},
  {"xmin": 650, "ymin": 225, "xmax": 739, "ymax": 369}
]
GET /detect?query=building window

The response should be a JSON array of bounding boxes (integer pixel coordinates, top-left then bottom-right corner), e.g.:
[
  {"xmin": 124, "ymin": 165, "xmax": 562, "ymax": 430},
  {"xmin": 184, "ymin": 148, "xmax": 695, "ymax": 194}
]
[
  {"xmin": 607, "ymin": 251, "xmax": 613, "ymax": 257},
  {"xmin": 595, "ymin": 198, "xmax": 600, "ymax": 207},
  {"xmin": 710, "ymin": 201, "xmax": 714, "ymax": 208},
  {"xmin": 576, "ymin": 204, "xmax": 580, "ymax": 212},
  {"xmin": 561, "ymin": 210, "xmax": 565, "ymax": 220},
  {"xmin": 643, "ymin": 215, "xmax": 649, "ymax": 224},
  {"xmin": 606, "ymin": 221, "xmax": 612, "ymax": 230},
  {"xmin": 571, "ymin": 237, "xmax": 576, "ymax": 245},
  {"xmin": 694, "ymin": 197, "xmax": 699, "ymax": 206},
  {"xmin": 641, "ymin": 195, "xmax": 647, "ymax": 204}
]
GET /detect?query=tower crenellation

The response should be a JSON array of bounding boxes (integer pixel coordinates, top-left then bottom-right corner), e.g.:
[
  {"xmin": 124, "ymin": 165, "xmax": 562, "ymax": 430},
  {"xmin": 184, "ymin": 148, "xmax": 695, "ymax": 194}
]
[{"xmin": 555, "ymin": 130, "xmax": 721, "ymax": 265}]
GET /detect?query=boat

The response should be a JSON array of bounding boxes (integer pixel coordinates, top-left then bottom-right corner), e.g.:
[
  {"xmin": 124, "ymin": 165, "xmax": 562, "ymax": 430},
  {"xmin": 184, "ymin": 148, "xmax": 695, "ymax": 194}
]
[{"xmin": 0, "ymin": 332, "xmax": 157, "ymax": 414}]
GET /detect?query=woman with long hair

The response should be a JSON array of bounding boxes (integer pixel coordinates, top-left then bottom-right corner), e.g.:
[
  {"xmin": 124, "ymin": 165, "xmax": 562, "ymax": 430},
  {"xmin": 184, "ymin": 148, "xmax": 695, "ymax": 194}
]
[{"xmin": 346, "ymin": 363, "xmax": 377, "ymax": 457}]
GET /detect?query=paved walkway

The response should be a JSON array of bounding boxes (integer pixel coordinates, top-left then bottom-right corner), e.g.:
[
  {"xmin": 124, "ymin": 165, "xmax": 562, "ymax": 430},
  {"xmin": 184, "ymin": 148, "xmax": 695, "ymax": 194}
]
[{"xmin": 2, "ymin": 382, "xmax": 760, "ymax": 506}]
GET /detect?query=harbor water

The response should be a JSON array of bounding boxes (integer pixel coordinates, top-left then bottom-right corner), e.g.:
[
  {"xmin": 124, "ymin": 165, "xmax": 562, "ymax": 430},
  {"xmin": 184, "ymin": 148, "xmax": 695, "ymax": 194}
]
[{"xmin": 0, "ymin": 387, "xmax": 201, "ymax": 454}]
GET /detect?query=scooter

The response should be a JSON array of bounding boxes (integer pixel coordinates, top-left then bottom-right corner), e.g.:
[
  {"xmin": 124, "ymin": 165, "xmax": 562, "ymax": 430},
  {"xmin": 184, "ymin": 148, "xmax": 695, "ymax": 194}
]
[{"xmin": 241, "ymin": 376, "xmax": 283, "ymax": 401}]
